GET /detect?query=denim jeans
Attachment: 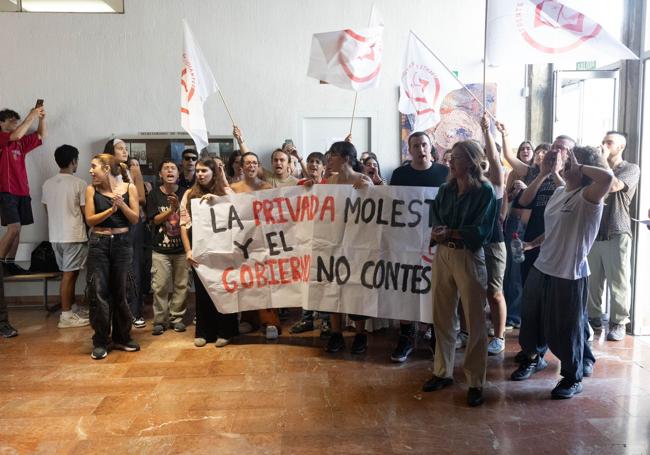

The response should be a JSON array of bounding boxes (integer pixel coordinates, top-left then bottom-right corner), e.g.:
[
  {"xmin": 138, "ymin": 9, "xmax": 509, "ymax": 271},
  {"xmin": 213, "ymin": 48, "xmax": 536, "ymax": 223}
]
[
  {"xmin": 128, "ymin": 221, "xmax": 145, "ymax": 319},
  {"xmin": 86, "ymin": 232, "xmax": 134, "ymax": 348},
  {"xmin": 503, "ymin": 215, "xmax": 526, "ymax": 324}
]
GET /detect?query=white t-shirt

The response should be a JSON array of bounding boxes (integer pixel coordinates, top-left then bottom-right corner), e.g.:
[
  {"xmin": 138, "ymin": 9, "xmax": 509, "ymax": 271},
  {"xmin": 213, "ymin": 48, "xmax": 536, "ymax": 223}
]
[
  {"xmin": 41, "ymin": 173, "xmax": 88, "ymax": 243},
  {"xmin": 534, "ymin": 187, "xmax": 603, "ymax": 280}
]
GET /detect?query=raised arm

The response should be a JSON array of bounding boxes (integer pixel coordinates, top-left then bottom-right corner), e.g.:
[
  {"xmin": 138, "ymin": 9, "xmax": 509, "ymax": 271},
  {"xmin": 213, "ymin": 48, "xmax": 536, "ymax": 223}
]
[
  {"xmin": 496, "ymin": 121, "xmax": 529, "ymax": 177},
  {"xmin": 481, "ymin": 113, "xmax": 504, "ymax": 188},
  {"xmin": 9, "ymin": 108, "xmax": 42, "ymax": 142},
  {"xmin": 519, "ymin": 151, "xmax": 560, "ymax": 207},
  {"xmin": 128, "ymin": 161, "xmax": 147, "ymax": 205},
  {"xmin": 233, "ymin": 125, "xmax": 251, "ymax": 155},
  {"xmin": 566, "ymin": 151, "xmax": 614, "ymax": 204}
]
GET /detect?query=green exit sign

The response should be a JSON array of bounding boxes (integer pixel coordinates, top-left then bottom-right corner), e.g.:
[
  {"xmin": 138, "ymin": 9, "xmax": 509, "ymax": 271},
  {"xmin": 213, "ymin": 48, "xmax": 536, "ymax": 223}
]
[{"xmin": 576, "ymin": 61, "xmax": 596, "ymax": 70}]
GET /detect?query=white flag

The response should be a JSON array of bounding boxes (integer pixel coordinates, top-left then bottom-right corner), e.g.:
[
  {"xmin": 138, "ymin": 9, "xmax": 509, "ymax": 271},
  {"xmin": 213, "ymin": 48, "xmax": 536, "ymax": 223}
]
[
  {"xmin": 399, "ymin": 32, "xmax": 458, "ymax": 132},
  {"xmin": 181, "ymin": 20, "xmax": 218, "ymax": 151},
  {"xmin": 487, "ymin": 0, "xmax": 637, "ymax": 65},
  {"xmin": 307, "ymin": 10, "xmax": 384, "ymax": 91}
]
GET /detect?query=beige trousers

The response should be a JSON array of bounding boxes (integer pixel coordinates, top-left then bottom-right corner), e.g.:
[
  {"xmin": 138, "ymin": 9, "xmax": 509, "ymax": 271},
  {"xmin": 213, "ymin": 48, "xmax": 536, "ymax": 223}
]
[
  {"xmin": 432, "ymin": 245, "xmax": 488, "ymax": 388},
  {"xmin": 151, "ymin": 251, "xmax": 189, "ymax": 326}
]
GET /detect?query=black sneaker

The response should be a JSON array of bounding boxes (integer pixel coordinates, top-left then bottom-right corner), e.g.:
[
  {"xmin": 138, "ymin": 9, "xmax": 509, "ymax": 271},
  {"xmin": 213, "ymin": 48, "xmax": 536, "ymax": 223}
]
[
  {"xmin": 325, "ymin": 332, "xmax": 345, "ymax": 353},
  {"xmin": 467, "ymin": 387, "xmax": 484, "ymax": 407},
  {"xmin": 390, "ymin": 335, "xmax": 415, "ymax": 363},
  {"xmin": 91, "ymin": 346, "xmax": 108, "ymax": 360},
  {"xmin": 511, "ymin": 357, "xmax": 548, "ymax": 381},
  {"xmin": 551, "ymin": 378, "xmax": 583, "ymax": 399},
  {"xmin": 290, "ymin": 320, "xmax": 314, "ymax": 334},
  {"xmin": 350, "ymin": 333, "xmax": 367, "ymax": 354},
  {"xmin": 152, "ymin": 324, "xmax": 165, "ymax": 336},
  {"xmin": 173, "ymin": 322, "xmax": 186, "ymax": 332},
  {"xmin": 0, "ymin": 322, "xmax": 18, "ymax": 338},
  {"xmin": 583, "ymin": 359, "xmax": 594, "ymax": 377},
  {"xmin": 514, "ymin": 350, "xmax": 528, "ymax": 364},
  {"xmin": 422, "ymin": 375, "xmax": 453, "ymax": 392},
  {"xmin": 113, "ymin": 340, "xmax": 140, "ymax": 352}
]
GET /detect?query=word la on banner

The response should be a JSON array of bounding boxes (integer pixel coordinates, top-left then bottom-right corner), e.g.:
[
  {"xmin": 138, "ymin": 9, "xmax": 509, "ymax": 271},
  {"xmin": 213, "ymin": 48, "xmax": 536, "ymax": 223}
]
[
  {"xmin": 180, "ymin": 19, "xmax": 219, "ymax": 151},
  {"xmin": 307, "ymin": 9, "xmax": 384, "ymax": 91},
  {"xmin": 486, "ymin": 0, "xmax": 637, "ymax": 65},
  {"xmin": 191, "ymin": 185, "xmax": 439, "ymax": 323},
  {"xmin": 399, "ymin": 31, "xmax": 458, "ymax": 132}
]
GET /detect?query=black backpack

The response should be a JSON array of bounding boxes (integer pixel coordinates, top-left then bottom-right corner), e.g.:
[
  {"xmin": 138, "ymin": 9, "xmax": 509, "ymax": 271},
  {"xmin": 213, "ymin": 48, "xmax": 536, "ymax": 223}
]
[{"xmin": 29, "ymin": 241, "xmax": 61, "ymax": 273}]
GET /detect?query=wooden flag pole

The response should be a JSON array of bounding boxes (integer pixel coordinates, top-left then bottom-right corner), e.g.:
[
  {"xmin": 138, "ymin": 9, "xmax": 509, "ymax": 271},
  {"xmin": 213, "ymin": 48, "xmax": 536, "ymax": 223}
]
[
  {"xmin": 483, "ymin": 0, "xmax": 489, "ymax": 113},
  {"xmin": 217, "ymin": 89, "xmax": 236, "ymax": 126},
  {"xmin": 411, "ymin": 31, "xmax": 496, "ymax": 121},
  {"xmin": 349, "ymin": 92, "xmax": 358, "ymax": 135}
]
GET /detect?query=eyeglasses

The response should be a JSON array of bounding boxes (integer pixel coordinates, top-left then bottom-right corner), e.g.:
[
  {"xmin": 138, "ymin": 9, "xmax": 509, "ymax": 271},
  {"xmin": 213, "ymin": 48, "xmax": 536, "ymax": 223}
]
[{"xmin": 184, "ymin": 156, "xmax": 198, "ymax": 162}]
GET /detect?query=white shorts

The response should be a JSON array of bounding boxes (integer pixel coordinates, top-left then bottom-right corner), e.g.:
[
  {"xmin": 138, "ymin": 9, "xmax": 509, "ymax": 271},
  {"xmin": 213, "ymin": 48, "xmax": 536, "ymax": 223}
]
[{"xmin": 52, "ymin": 242, "xmax": 88, "ymax": 272}]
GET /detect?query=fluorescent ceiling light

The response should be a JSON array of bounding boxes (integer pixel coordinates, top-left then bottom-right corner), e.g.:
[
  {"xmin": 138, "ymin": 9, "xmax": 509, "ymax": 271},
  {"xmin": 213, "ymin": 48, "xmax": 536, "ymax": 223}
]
[{"xmin": 17, "ymin": 0, "xmax": 117, "ymax": 12}]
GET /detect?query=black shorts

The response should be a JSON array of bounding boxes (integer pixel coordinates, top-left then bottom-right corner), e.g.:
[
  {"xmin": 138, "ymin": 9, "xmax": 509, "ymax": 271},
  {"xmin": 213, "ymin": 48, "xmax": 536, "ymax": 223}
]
[{"xmin": 0, "ymin": 193, "xmax": 34, "ymax": 226}]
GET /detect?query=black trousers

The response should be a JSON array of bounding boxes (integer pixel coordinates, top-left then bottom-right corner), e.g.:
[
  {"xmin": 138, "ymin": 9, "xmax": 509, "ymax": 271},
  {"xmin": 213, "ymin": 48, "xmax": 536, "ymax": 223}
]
[
  {"xmin": 519, "ymin": 267, "xmax": 594, "ymax": 382},
  {"xmin": 86, "ymin": 233, "xmax": 134, "ymax": 348},
  {"xmin": 193, "ymin": 268, "xmax": 238, "ymax": 341}
]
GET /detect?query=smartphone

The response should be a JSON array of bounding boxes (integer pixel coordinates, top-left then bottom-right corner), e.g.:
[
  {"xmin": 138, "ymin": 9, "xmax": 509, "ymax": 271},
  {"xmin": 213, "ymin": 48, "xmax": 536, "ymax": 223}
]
[
  {"xmin": 283, "ymin": 139, "xmax": 294, "ymax": 148},
  {"xmin": 35, "ymin": 99, "xmax": 44, "ymax": 108}
]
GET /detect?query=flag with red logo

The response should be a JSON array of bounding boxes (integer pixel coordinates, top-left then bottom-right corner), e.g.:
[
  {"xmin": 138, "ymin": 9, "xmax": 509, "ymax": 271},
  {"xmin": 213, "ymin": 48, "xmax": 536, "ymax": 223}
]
[
  {"xmin": 181, "ymin": 20, "xmax": 219, "ymax": 151},
  {"xmin": 399, "ymin": 32, "xmax": 458, "ymax": 132},
  {"xmin": 487, "ymin": 0, "xmax": 637, "ymax": 65},
  {"xmin": 307, "ymin": 8, "xmax": 384, "ymax": 91}
]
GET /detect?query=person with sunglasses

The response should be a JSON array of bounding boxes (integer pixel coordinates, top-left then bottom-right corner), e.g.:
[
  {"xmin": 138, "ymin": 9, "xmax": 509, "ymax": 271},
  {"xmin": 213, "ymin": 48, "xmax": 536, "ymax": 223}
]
[{"xmin": 178, "ymin": 148, "xmax": 198, "ymax": 189}]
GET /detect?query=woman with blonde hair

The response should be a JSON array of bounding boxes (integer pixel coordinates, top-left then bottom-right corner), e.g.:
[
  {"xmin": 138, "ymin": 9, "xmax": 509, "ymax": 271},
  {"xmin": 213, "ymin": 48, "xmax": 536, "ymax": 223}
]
[
  {"xmin": 422, "ymin": 140, "xmax": 497, "ymax": 407},
  {"xmin": 84, "ymin": 154, "xmax": 140, "ymax": 360}
]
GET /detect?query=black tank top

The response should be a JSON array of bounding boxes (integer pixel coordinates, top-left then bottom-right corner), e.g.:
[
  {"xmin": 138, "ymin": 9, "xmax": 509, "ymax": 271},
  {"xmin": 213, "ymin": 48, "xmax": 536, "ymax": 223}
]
[{"xmin": 93, "ymin": 186, "xmax": 131, "ymax": 228}]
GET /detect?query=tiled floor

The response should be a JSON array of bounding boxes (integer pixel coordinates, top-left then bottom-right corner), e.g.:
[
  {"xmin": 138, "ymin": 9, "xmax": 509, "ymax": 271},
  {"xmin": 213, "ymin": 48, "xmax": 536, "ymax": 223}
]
[{"xmin": 1, "ymin": 308, "xmax": 649, "ymax": 454}]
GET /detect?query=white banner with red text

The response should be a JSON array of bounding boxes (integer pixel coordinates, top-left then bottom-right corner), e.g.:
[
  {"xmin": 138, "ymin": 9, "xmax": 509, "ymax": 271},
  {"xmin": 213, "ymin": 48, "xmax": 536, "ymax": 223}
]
[{"xmin": 191, "ymin": 185, "xmax": 438, "ymax": 323}]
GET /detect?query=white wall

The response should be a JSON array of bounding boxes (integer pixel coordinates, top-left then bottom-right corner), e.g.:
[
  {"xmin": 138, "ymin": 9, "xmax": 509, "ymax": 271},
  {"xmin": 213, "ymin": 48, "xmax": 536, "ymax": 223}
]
[{"xmin": 0, "ymin": 0, "xmax": 526, "ymax": 296}]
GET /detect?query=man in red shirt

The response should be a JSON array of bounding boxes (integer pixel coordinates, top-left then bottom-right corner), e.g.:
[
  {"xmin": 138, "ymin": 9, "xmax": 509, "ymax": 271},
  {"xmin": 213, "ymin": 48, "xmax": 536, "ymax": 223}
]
[{"xmin": 0, "ymin": 107, "xmax": 46, "ymax": 337}]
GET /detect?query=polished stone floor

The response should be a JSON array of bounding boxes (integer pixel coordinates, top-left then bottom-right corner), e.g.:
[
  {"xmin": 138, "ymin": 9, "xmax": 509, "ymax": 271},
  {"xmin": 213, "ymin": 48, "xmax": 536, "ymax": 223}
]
[{"xmin": 1, "ymin": 307, "xmax": 649, "ymax": 454}]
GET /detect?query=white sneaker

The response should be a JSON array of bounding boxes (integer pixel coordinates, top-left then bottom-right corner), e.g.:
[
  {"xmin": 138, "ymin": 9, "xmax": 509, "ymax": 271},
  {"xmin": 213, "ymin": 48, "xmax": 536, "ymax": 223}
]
[
  {"xmin": 71, "ymin": 304, "xmax": 90, "ymax": 319},
  {"xmin": 58, "ymin": 312, "xmax": 90, "ymax": 329},
  {"xmin": 265, "ymin": 325, "xmax": 279, "ymax": 340},
  {"xmin": 239, "ymin": 321, "xmax": 253, "ymax": 334},
  {"xmin": 487, "ymin": 337, "xmax": 505, "ymax": 356},
  {"xmin": 215, "ymin": 338, "xmax": 231, "ymax": 348}
]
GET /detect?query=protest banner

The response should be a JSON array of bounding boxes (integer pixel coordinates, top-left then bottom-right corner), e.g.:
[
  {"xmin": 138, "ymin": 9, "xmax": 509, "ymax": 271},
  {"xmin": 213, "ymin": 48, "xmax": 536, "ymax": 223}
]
[{"xmin": 191, "ymin": 185, "xmax": 438, "ymax": 323}]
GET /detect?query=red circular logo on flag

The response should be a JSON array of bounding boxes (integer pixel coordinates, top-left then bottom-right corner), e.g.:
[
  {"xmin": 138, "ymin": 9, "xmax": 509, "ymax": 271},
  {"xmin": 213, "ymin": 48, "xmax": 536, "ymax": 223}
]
[
  {"xmin": 515, "ymin": 0, "xmax": 601, "ymax": 54},
  {"xmin": 337, "ymin": 29, "xmax": 382, "ymax": 83},
  {"xmin": 401, "ymin": 63, "xmax": 441, "ymax": 116},
  {"xmin": 180, "ymin": 53, "xmax": 196, "ymax": 115}
]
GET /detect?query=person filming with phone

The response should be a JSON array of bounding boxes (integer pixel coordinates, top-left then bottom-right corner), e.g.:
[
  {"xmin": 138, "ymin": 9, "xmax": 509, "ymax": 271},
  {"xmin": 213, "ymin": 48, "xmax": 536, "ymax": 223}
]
[{"xmin": 0, "ymin": 101, "xmax": 47, "ymax": 338}]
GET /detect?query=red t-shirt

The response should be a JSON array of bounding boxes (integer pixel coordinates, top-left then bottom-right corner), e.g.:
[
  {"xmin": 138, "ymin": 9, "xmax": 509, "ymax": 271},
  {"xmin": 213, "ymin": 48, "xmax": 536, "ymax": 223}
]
[{"xmin": 0, "ymin": 132, "xmax": 42, "ymax": 196}]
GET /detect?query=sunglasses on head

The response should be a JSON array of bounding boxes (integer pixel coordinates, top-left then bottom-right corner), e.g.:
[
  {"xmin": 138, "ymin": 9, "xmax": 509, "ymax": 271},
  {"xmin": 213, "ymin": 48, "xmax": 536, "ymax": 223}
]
[{"xmin": 184, "ymin": 156, "xmax": 198, "ymax": 162}]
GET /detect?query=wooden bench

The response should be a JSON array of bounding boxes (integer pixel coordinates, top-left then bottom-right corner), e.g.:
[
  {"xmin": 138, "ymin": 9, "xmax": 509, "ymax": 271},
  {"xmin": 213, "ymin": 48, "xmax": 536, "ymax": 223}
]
[{"xmin": 1, "ymin": 271, "xmax": 63, "ymax": 312}]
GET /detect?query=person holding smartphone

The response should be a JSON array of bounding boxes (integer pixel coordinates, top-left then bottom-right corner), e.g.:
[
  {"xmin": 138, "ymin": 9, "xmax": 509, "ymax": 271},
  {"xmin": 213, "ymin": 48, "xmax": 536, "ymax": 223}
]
[{"xmin": 0, "ymin": 103, "xmax": 47, "ymax": 337}]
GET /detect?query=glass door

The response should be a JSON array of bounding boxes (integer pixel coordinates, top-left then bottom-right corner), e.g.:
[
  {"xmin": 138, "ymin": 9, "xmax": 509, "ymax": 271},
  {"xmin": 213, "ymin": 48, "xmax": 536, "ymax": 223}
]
[{"xmin": 553, "ymin": 70, "xmax": 620, "ymax": 146}]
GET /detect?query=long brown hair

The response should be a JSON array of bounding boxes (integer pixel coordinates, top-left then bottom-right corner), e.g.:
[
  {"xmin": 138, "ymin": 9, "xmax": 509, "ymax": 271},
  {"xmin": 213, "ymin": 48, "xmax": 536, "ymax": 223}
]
[
  {"xmin": 447, "ymin": 140, "xmax": 487, "ymax": 191},
  {"xmin": 185, "ymin": 158, "xmax": 228, "ymax": 216},
  {"xmin": 92, "ymin": 153, "xmax": 130, "ymax": 185}
]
